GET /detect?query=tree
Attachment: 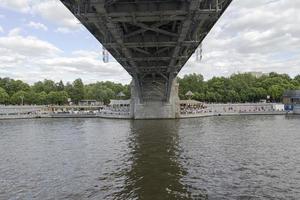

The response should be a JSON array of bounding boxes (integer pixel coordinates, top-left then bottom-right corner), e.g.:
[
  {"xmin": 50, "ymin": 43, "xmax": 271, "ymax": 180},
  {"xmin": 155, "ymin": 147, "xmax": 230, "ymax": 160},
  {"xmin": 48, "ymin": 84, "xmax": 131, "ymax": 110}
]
[
  {"xmin": 35, "ymin": 92, "xmax": 47, "ymax": 105},
  {"xmin": 68, "ymin": 79, "xmax": 84, "ymax": 104},
  {"xmin": 24, "ymin": 90, "xmax": 38, "ymax": 105},
  {"xmin": 254, "ymin": 87, "xmax": 267, "ymax": 100},
  {"xmin": 1, "ymin": 72, "xmax": 298, "ymax": 105},
  {"xmin": 85, "ymin": 83, "xmax": 114, "ymax": 104},
  {"xmin": 10, "ymin": 91, "xmax": 27, "ymax": 105},
  {"xmin": 227, "ymin": 90, "xmax": 240, "ymax": 102},
  {"xmin": 47, "ymin": 91, "xmax": 68, "ymax": 105},
  {"xmin": 56, "ymin": 80, "xmax": 65, "ymax": 91},
  {"xmin": 32, "ymin": 79, "xmax": 56, "ymax": 93},
  {"xmin": 22, "ymin": 91, "xmax": 48, "ymax": 105},
  {"xmin": 194, "ymin": 92, "xmax": 205, "ymax": 102},
  {"xmin": 0, "ymin": 78, "xmax": 30, "ymax": 96},
  {"xmin": 84, "ymin": 81, "xmax": 130, "ymax": 104},
  {"xmin": 178, "ymin": 73, "xmax": 204, "ymax": 99},
  {"xmin": 0, "ymin": 87, "xmax": 9, "ymax": 104},
  {"xmin": 43, "ymin": 80, "xmax": 56, "ymax": 93},
  {"xmin": 32, "ymin": 81, "xmax": 44, "ymax": 93},
  {"xmin": 206, "ymin": 92, "xmax": 217, "ymax": 102},
  {"xmin": 123, "ymin": 84, "xmax": 131, "ymax": 99},
  {"xmin": 268, "ymin": 85, "xmax": 284, "ymax": 102},
  {"xmin": 295, "ymin": 75, "xmax": 300, "ymax": 85}
]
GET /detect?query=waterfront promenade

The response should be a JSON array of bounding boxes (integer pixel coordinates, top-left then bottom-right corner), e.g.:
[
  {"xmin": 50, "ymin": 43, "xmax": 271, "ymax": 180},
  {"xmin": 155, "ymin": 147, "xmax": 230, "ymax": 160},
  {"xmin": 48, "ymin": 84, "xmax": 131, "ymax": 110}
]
[
  {"xmin": 0, "ymin": 103, "xmax": 288, "ymax": 120},
  {"xmin": 180, "ymin": 103, "xmax": 286, "ymax": 118}
]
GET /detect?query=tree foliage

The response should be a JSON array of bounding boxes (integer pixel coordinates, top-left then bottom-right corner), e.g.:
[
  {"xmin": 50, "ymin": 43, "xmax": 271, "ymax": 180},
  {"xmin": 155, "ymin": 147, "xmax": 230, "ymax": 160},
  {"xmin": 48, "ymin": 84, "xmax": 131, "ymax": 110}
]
[
  {"xmin": 47, "ymin": 91, "xmax": 69, "ymax": 105},
  {"xmin": 66, "ymin": 78, "xmax": 85, "ymax": 104},
  {"xmin": 84, "ymin": 81, "xmax": 130, "ymax": 104},
  {"xmin": 0, "ymin": 72, "xmax": 299, "ymax": 105},
  {"xmin": 178, "ymin": 72, "xmax": 300, "ymax": 103},
  {"xmin": 0, "ymin": 87, "xmax": 9, "ymax": 104},
  {"xmin": 0, "ymin": 77, "xmax": 130, "ymax": 105}
]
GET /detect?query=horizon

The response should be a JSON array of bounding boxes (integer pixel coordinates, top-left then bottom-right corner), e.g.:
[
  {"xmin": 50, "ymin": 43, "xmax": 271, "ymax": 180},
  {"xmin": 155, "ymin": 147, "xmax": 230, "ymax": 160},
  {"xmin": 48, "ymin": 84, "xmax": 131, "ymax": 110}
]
[{"xmin": 0, "ymin": 0, "xmax": 300, "ymax": 84}]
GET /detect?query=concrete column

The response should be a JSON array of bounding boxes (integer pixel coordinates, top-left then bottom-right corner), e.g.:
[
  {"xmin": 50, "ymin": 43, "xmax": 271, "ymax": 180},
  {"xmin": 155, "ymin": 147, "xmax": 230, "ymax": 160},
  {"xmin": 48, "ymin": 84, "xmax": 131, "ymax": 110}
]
[{"xmin": 130, "ymin": 79, "xmax": 180, "ymax": 119}]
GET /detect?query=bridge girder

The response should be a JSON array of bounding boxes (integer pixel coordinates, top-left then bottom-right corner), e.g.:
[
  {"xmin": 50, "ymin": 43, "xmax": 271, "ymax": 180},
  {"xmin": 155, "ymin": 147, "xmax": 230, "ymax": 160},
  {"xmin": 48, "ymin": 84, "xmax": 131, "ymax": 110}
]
[{"xmin": 60, "ymin": 0, "xmax": 232, "ymax": 102}]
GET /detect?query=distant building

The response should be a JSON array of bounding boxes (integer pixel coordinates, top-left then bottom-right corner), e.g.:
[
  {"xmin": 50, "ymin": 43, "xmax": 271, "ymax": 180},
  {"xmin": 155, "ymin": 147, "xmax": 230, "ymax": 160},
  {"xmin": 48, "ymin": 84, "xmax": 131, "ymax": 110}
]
[
  {"xmin": 117, "ymin": 92, "xmax": 126, "ymax": 98},
  {"xmin": 78, "ymin": 100, "xmax": 103, "ymax": 106},
  {"xmin": 185, "ymin": 91, "xmax": 194, "ymax": 100},
  {"xmin": 283, "ymin": 90, "xmax": 300, "ymax": 114},
  {"xmin": 109, "ymin": 99, "xmax": 131, "ymax": 112},
  {"xmin": 109, "ymin": 100, "xmax": 130, "ymax": 108}
]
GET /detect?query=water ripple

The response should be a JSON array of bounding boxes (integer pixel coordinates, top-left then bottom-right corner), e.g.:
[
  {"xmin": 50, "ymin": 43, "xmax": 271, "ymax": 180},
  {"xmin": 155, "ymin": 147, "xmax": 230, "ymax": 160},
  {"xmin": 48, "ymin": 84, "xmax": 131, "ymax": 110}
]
[{"xmin": 0, "ymin": 116, "xmax": 299, "ymax": 199}]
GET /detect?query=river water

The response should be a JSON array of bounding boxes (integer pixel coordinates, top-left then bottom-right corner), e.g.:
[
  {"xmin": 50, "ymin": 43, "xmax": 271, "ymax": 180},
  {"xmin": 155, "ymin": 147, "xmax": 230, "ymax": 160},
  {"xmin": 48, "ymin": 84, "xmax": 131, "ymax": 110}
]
[{"xmin": 0, "ymin": 115, "xmax": 300, "ymax": 200}]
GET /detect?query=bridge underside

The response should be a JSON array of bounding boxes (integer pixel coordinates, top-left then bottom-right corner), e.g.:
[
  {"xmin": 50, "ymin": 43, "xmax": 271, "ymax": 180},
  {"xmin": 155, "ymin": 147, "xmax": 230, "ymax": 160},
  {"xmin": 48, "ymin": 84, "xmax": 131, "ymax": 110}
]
[{"xmin": 60, "ymin": 0, "xmax": 232, "ymax": 119}]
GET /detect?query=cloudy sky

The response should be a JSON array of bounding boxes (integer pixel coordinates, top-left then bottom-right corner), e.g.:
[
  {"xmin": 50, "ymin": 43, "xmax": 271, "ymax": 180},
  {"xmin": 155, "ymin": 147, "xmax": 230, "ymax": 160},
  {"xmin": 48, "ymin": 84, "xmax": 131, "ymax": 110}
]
[{"xmin": 0, "ymin": 0, "xmax": 299, "ymax": 84}]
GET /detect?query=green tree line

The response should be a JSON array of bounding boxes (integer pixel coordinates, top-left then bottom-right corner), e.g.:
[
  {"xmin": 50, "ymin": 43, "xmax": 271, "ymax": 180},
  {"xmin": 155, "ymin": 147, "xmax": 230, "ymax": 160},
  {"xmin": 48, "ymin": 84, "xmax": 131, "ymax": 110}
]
[
  {"xmin": 178, "ymin": 72, "xmax": 300, "ymax": 102},
  {"xmin": 0, "ymin": 78, "xmax": 130, "ymax": 105},
  {"xmin": 0, "ymin": 72, "xmax": 299, "ymax": 105}
]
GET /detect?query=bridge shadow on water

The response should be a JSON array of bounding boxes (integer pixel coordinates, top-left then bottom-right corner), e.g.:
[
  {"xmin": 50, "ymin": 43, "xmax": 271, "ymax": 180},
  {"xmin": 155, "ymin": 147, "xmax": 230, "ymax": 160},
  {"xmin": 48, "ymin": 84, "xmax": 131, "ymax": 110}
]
[{"xmin": 110, "ymin": 120, "xmax": 208, "ymax": 200}]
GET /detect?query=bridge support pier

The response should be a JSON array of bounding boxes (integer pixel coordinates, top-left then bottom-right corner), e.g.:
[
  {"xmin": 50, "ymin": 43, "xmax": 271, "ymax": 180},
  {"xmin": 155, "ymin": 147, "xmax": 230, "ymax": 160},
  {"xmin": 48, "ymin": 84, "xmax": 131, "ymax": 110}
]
[
  {"xmin": 60, "ymin": 0, "xmax": 233, "ymax": 119},
  {"xmin": 130, "ymin": 79, "xmax": 180, "ymax": 119}
]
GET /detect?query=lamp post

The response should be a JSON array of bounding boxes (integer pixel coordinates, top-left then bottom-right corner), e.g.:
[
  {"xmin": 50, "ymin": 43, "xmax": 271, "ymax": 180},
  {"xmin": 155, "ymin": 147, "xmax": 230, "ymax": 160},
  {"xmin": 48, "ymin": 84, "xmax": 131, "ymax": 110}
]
[{"xmin": 20, "ymin": 95, "xmax": 24, "ymax": 106}]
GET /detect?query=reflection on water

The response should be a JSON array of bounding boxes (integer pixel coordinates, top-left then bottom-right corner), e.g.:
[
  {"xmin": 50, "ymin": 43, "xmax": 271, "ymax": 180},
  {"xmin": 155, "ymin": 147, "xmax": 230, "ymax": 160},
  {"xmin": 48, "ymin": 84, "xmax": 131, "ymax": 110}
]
[
  {"xmin": 0, "ymin": 116, "xmax": 300, "ymax": 199},
  {"xmin": 113, "ymin": 120, "xmax": 204, "ymax": 200}
]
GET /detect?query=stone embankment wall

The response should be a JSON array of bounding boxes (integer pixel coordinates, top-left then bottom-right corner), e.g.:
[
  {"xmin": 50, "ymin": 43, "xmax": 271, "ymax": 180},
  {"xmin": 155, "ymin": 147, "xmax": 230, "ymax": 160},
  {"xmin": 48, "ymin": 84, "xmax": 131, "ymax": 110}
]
[
  {"xmin": 0, "ymin": 105, "xmax": 48, "ymax": 120},
  {"xmin": 0, "ymin": 103, "xmax": 288, "ymax": 120}
]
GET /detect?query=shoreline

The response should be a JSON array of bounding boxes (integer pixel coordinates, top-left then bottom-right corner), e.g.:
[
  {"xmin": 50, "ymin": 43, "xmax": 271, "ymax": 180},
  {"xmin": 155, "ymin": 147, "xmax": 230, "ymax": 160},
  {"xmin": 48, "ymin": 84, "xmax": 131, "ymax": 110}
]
[
  {"xmin": 0, "ymin": 111, "xmax": 290, "ymax": 120},
  {"xmin": 0, "ymin": 103, "xmax": 295, "ymax": 120},
  {"xmin": 180, "ymin": 111, "xmax": 287, "ymax": 119}
]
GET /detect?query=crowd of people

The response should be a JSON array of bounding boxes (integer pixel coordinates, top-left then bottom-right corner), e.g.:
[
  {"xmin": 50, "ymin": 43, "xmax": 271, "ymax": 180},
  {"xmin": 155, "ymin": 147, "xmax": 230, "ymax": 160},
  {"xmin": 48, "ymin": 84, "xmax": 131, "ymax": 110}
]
[
  {"xmin": 180, "ymin": 103, "xmax": 283, "ymax": 115},
  {"xmin": 180, "ymin": 103, "xmax": 212, "ymax": 115}
]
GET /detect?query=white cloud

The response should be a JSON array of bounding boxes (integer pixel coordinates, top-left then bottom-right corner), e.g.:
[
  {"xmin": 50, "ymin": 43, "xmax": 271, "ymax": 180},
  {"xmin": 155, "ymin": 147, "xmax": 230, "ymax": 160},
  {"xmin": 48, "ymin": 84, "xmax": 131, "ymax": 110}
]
[
  {"xmin": 55, "ymin": 27, "xmax": 72, "ymax": 34},
  {"xmin": 32, "ymin": 50, "xmax": 129, "ymax": 83},
  {"xmin": 27, "ymin": 21, "xmax": 48, "ymax": 31},
  {"xmin": 72, "ymin": 50, "xmax": 100, "ymax": 58},
  {"xmin": 32, "ymin": 0, "xmax": 81, "ymax": 30},
  {"xmin": 0, "ymin": 26, "xmax": 4, "ymax": 33},
  {"xmin": 0, "ymin": 0, "xmax": 31, "ymax": 12},
  {"xmin": 8, "ymin": 28, "xmax": 22, "ymax": 36},
  {"xmin": 0, "ymin": 30, "xmax": 129, "ymax": 84},
  {"xmin": 180, "ymin": 0, "xmax": 300, "ymax": 79},
  {"xmin": 0, "ymin": 0, "xmax": 81, "ymax": 31},
  {"xmin": 38, "ymin": 56, "xmax": 125, "ymax": 76},
  {"xmin": 0, "ymin": 30, "xmax": 61, "ymax": 57}
]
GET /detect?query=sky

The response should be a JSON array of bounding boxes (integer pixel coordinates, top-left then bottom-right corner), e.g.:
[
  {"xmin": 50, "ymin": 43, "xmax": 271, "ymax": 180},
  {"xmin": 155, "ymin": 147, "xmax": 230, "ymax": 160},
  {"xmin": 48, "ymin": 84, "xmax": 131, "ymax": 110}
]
[{"xmin": 0, "ymin": 0, "xmax": 299, "ymax": 84}]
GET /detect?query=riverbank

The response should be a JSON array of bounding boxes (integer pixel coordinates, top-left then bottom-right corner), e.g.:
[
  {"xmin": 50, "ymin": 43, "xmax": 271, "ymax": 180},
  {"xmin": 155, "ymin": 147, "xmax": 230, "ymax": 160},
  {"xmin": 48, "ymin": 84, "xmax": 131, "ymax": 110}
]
[
  {"xmin": 180, "ymin": 111, "xmax": 286, "ymax": 118},
  {"xmin": 180, "ymin": 103, "xmax": 287, "ymax": 118},
  {"xmin": 0, "ymin": 103, "xmax": 291, "ymax": 120},
  {"xmin": 0, "ymin": 111, "xmax": 290, "ymax": 120},
  {"xmin": 0, "ymin": 105, "xmax": 47, "ymax": 120}
]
